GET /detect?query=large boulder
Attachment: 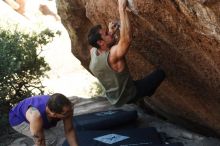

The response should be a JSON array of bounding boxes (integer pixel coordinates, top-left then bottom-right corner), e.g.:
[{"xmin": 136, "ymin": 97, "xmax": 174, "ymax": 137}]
[{"xmin": 56, "ymin": 0, "xmax": 220, "ymax": 137}]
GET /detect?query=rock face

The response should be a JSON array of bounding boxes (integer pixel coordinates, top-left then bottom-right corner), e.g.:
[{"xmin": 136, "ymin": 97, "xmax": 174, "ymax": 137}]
[{"xmin": 56, "ymin": 0, "xmax": 220, "ymax": 137}]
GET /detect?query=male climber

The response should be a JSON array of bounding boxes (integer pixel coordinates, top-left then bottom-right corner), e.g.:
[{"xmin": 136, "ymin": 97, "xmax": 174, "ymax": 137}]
[{"xmin": 88, "ymin": 0, "xmax": 165, "ymax": 106}]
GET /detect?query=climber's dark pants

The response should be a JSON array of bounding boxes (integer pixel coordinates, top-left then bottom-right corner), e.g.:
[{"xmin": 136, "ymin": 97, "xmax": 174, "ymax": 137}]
[{"xmin": 129, "ymin": 68, "xmax": 165, "ymax": 103}]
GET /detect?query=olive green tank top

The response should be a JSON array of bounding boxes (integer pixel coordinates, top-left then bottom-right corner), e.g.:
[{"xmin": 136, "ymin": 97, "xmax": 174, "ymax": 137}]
[{"xmin": 89, "ymin": 48, "xmax": 137, "ymax": 106}]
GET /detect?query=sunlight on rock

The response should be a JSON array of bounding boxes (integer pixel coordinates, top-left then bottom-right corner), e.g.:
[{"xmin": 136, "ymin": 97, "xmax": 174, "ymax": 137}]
[
  {"xmin": 41, "ymin": 25, "xmax": 99, "ymax": 98},
  {"xmin": 1, "ymin": 0, "xmax": 100, "ymax": 98}
]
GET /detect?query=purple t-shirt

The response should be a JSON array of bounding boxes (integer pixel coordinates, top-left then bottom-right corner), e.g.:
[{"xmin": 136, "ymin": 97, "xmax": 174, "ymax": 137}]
[{"xmin": 9, "ymin": 95, "xmax": 59, "ymax": 129}]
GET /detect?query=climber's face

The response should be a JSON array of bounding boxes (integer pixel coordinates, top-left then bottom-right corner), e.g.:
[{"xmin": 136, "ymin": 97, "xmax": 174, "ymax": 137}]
[{"xmin": 99, "ymin": 28, "xmax": 115, "ymax": 48}]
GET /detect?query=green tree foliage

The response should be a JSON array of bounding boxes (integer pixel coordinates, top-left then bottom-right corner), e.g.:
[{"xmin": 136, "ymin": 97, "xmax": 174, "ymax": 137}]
[{"xmin": 0, "ymin": 28, "xmax": 58, "ymax": 114}]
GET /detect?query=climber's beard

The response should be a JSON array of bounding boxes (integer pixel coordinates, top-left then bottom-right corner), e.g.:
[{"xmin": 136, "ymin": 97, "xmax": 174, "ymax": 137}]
[{"xmin": 107, "ymin": 37, "xmax": 117, "ymax": 48}]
